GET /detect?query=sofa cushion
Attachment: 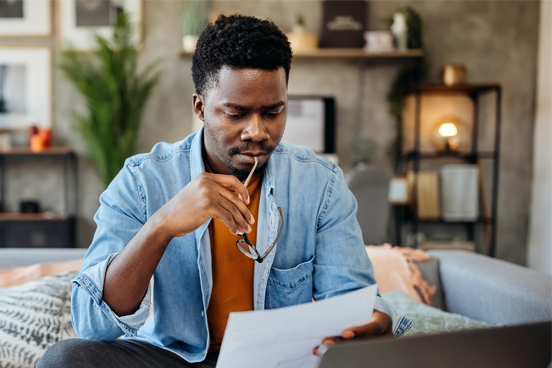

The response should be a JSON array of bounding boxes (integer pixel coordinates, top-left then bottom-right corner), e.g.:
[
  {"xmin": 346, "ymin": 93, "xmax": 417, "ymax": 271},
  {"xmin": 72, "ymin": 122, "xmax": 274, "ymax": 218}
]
[
  {"xmin": 382, "ymin": 291, "xmax": 490, "ymax": 337},
  {"xmin": 0, "ymin": 272, "xmax": 79, "ymax": 368},
  {"xmin": 366, "ymin": 245, "xmax": 423, "ymax": 303},
  {"xmin": 415, "ymin": 257, "xmax": 444, "ymax": 310},
  {"xmin": 0, "ymin": 248, "xmax": 88, "ymax": 270},
  {"xmin": 0, "ymin": 259, "xmax": 83, "ymax": 288}
]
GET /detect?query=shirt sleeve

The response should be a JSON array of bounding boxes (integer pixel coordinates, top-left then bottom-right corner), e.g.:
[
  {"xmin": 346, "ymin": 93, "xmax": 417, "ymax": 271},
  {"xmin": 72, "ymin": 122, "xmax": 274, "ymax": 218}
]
[
  {"xmin": 71, "ymin": 163, "xmax": 152, "ymax": 341},
  {"xmin": 312, "ymin": 165, "xmax": 412, "ymax": 337}
]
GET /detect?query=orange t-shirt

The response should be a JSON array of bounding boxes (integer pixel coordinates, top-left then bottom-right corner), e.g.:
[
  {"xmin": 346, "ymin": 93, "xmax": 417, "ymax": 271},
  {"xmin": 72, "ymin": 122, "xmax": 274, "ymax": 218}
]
[{"xmin": 205, "ymin": 166, "xmax": 263, "ymax": 352}]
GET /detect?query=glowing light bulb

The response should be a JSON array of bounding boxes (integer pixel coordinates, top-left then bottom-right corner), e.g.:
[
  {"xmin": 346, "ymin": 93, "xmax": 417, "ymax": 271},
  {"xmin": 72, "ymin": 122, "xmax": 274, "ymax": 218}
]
[{"xmin": 438, "ymin": 122, "xmax": 458, "ymax": 138}]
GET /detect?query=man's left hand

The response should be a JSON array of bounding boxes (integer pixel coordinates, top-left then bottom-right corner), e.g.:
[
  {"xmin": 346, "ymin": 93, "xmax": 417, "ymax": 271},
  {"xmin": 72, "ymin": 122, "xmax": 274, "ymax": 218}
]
[{"xmin": 312, "ymin": 309, "xmax": 393, "ymax": 356}]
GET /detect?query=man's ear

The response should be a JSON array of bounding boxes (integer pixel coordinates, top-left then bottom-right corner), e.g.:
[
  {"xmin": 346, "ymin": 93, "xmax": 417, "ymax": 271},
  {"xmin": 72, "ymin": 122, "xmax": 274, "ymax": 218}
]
[{"xmin": 192, "ymin": 94, "xmax": 205, "ymax": 121}]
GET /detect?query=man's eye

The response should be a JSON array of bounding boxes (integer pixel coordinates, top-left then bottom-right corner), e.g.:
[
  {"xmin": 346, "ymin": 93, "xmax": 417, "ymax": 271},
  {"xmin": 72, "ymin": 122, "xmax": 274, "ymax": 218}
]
[
  {"xmin": 228, "ymin": 113, "xmax": 245, "ymax": 119},
  {"xmin": 266, "ymin": 112, "xmax": 281, "ymax": 117}
]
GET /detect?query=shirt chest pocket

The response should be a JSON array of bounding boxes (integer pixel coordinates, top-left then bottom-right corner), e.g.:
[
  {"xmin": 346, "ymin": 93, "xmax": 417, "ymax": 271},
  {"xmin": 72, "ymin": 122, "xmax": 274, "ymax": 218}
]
[{"xmin": 265, "ymin": 256, "xmax": 314, "ymax": 309}]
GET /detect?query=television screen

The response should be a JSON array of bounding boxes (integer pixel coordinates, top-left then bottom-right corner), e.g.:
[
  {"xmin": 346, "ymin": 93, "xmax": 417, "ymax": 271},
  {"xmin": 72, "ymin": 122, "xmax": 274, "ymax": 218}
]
[{"xmin": 283, "ymin": 96, "xmax": 335, "ymax": 154}]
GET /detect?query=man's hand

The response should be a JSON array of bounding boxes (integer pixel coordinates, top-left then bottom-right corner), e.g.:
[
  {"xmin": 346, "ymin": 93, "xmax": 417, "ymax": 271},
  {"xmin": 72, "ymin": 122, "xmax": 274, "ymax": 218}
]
[
  {"xmin": 103, "ymin": 172, "xmax": 254, "ymax": 317},
  {"xmin": 153, "ymin": 172, "xmax": 255, "ymax": 239},
  {"xmin": 312, "ymin": 310, "xmax": 393, "ymax": 356}
]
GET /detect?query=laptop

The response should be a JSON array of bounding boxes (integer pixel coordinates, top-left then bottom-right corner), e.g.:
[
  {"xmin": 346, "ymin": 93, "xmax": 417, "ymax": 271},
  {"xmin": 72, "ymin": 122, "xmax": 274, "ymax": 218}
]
[{"xmin": 317, "ymin": 321, "xmax": 552, "ymax": 368}]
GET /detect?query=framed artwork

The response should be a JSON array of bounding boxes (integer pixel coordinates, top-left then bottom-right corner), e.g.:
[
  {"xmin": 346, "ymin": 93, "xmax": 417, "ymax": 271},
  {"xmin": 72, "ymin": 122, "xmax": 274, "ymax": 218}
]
[
  {"xmin": 0, "ymin": 48, "xmax": 51, "ymax": 130},
  {"xmin": 58, "ymin": 0, "xmax": 142, "ymax": 50},
  {"xmin": 0, "ymin": 0, "xmax": 51, "ymax": 36}
]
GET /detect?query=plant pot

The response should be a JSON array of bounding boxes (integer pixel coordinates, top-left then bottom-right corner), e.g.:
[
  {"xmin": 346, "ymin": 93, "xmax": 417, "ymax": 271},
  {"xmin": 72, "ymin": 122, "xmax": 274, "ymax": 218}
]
[
  {"xmin": 286, "ymin": 26, "xmax": 319, "ymax": 52},
  {"xmin": 182, "ymin": 35, "xmax": 199, "ymax": 52}
]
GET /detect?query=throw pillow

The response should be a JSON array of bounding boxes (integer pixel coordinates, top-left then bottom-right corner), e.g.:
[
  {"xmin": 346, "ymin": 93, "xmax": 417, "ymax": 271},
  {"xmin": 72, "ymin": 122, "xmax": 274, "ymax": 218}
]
[
  {"xmin": 0, "ymin": 272, "xmax": 79, "ymax": 368},
  {"xmin": 366, "ymin": 245, "xmax": 423, "ymax": 303},
  {"xmin": 382, "ymin": 290, "xmax": 490, "ymax": 337},
  {"xmin": 0, "ymin": 259, "xmax": 83, "ymax": 288}
]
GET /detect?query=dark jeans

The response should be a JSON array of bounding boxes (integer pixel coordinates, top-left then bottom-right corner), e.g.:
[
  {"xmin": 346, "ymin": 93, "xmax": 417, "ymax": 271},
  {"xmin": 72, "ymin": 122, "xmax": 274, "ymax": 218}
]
[{"xmin": 35, "ymin": 339, "xmax": 218, "ymax": 368}]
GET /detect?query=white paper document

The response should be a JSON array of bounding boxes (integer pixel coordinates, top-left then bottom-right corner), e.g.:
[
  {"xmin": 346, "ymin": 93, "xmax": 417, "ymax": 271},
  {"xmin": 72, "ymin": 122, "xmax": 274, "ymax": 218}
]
[{"xmin": 216, "ymin": 284, "xmax": 378, "ymax": 368}]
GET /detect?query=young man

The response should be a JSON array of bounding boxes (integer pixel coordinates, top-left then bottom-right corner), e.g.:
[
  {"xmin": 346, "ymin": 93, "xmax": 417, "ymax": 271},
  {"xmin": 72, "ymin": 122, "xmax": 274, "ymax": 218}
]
[{"xmin": 38, "ymin": 15, "xmax": 411, "ymax": 368}]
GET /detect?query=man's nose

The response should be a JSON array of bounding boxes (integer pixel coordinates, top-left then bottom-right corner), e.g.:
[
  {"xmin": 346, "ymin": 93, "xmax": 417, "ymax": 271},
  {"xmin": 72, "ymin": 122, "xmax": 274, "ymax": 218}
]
[{"xmin": 241, "ymin": 114, "xmax": 270, "ymax": 142}]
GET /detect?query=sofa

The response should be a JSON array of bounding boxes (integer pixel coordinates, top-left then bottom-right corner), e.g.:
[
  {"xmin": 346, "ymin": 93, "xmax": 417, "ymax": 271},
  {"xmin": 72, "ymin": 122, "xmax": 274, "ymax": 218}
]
[
  {"xmin": 1, "ymin": 247, "xmax": 550, "ymax": 325},
  {"xmin": 0, "ymin": 247, "xmax": 550, "ymax": 368}
]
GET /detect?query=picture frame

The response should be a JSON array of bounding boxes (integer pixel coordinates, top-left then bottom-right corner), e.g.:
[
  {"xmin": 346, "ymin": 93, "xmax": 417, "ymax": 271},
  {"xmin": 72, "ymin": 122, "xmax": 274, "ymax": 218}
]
[
  {"xmin": 58, "ymin": 0, "xmax": 143, "ymax": 51},
  {"xmin": 0, "ymin": 0, "xmax": 51, "ymax": 37},
  {"xmin": 0, "ymin": 47, "xmax": 51, "ymax": 130}
]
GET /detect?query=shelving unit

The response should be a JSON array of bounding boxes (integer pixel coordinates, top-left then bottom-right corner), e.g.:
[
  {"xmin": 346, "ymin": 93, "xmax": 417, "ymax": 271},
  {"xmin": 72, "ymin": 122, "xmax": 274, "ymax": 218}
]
[
  {"xmin": 0, "ymin": 147, "xmax": 77, "ymax": 248},
  {"xmin": 396, "ymin": 83, "xmax": 501, "ymax": 257},
  {"xmin": 180, "ymin": 48, "xmax": 423, "ymax": 60}
]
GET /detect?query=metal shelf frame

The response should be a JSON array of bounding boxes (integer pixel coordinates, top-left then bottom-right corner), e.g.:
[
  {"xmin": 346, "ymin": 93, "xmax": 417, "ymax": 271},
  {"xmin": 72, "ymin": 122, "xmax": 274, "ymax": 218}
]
[
  {"xmin": 397, "ymin": 84, "xmax": 501, "ymax": 257},
  {"xmin": 0, "ymin": 148, "xmax": 77, "ymax": 248}
]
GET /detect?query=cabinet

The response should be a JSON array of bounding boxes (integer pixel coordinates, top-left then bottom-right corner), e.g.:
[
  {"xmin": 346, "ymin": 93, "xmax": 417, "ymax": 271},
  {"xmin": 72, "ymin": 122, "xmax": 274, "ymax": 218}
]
[
  {"xmin": 396, "ymin": 84, "xmax": 501, "ymax": 256},
  {"xmin": 0, "ymin": 147, "xmax": 77, "ymax": 248}
]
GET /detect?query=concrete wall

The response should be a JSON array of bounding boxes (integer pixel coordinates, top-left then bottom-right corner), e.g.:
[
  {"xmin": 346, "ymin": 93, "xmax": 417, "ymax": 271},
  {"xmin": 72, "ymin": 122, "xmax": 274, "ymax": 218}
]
[
  {"xmin": 528, "ymin": 0, "xmax": 551, "ymax": 275},
  {"xmin": 0, "ymin": 1, "xmax": 540, "ymax": 266}
]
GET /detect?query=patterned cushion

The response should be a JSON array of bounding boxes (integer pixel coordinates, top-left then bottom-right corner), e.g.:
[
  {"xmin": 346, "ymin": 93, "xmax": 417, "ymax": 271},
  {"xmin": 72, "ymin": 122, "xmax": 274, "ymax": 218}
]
[
  {"xmin": 382, "ymin": 290, "xmax": 491, "ymax": 337},
  {"xmin": 0, "ymin": 272, "xmax": 79, "ymax": 368}
]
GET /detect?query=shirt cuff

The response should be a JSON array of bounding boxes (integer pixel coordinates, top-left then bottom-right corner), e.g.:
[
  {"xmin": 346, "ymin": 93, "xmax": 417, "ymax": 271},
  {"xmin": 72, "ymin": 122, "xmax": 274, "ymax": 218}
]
[
  {"xmin": 71, "ymin": 252, "xmax": 152, "ymax": 338},
  {"xmin": 374, "ymin": 295, "xmax": 412, "ymax": 337}
]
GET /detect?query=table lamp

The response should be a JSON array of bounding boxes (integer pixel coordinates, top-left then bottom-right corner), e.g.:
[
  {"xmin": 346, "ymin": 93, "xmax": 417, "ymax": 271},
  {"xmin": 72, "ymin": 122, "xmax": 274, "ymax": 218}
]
[{"xmin": 436, "ymin": 120, "xmax": 459, "ymax": 153}]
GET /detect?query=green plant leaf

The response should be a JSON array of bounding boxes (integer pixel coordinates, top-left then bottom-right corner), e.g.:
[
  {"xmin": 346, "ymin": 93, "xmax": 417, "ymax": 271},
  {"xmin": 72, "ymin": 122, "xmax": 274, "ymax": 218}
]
[
  {"xmin": 59, "ymin": 12, "xmax": 163, "ymax": 188},
  {"xmin": 386, "ymin": 6, "xmax": 429, "ymax": 168}
]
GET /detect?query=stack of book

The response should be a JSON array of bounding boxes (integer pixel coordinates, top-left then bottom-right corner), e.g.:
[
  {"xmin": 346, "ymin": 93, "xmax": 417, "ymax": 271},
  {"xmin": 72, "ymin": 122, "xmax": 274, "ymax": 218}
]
[{"xmin": 407, "ymin": 171, "xmax": 441, "ymax": 219}]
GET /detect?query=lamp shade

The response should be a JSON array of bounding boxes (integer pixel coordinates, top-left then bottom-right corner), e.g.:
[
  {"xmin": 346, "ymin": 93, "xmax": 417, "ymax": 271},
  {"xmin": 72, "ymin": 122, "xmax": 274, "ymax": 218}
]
[{"xmin": 438, "ymin": 122, "xmax": 458, "ymax": 138}]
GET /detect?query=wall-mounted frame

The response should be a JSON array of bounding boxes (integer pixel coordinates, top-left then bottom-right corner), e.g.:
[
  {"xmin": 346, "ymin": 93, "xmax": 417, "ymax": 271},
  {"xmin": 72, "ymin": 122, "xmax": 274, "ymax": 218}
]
[
  {"xmin": 58, "ymin": 0, "xmax": 142, "ymax": 51},
  {"xmin": 0, "ymin": 47, "xmax": 51, "ymax": 130},
  {"xmin": 0, "ymin": 0, "xmax": 51, "ymax": 37}
]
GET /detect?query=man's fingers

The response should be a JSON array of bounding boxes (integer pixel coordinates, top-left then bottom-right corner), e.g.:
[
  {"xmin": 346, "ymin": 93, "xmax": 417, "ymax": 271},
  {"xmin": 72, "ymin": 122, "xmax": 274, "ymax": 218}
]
[
  {"xmin": 211, "ymin": 174, "xmax": 250, "ymax": 205},
  {"xmin": 218, "ymin": 187, "xmax": 255, "ymax": 225},
  {"xmin": 313, "ymin": 338, "xmax": 338, "ymax": 356},
  {"xmin": 342, "ymin": 322, "xmax": 381, "ymax": 339},
  {"xmin": 210, "ymin": 206, "xmax": 240, "ymax": 235},
  {"xmin": 341, "ymin": 311, "xmax": 393, "ymax": 340},
  {"xmin": 217, "ymin": 199, "xmax": 251, "ymax": 234}
]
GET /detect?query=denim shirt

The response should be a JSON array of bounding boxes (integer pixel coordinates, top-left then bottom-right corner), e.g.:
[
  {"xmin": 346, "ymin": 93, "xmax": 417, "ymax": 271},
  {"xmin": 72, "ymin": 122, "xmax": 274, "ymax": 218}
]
[{"xmin": 71, "ymin": 128, "xmax": 412, "ymax": 363}]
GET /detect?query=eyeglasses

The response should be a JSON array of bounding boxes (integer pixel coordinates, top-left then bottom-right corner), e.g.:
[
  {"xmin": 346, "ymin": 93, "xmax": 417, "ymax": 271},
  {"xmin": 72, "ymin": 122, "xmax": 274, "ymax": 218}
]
[{"xmin": 236, "ymin": 207, "xmax": 283, "ymax": 264}]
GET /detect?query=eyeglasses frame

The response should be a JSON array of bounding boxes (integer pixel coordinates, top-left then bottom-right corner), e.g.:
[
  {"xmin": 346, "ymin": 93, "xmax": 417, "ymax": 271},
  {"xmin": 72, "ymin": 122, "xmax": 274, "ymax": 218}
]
[{"xmin": 236, "ymin": 207, "xmax": 284, "ymax": 264}]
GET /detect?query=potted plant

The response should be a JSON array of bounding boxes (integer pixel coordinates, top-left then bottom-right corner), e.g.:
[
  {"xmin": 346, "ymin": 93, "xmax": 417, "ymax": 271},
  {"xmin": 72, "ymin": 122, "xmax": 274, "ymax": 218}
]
[
  {"xmin": 181, "ymin": 0, "xmax": 208, "ymax": 52},
  {"xmin": 287, "ymin": 14, "xmax": 319, "ymax": 52},
  {"xmin": 59, "ymin": 12, "xmax": 162, "ymax": 188}
]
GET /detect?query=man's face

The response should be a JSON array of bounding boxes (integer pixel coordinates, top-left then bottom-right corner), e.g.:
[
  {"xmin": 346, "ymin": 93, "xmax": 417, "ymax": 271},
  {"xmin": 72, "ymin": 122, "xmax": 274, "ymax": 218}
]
[{"xmin": 194, "ymin": 66, "xmax": 287, "ymax": 180}]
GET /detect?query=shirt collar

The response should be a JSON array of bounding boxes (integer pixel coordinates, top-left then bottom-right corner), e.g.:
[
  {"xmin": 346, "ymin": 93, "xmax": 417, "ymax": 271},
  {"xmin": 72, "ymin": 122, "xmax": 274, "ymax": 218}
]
[{"xmin": 190, "ymin": 126, "xmax": 206, "ymax": 179}]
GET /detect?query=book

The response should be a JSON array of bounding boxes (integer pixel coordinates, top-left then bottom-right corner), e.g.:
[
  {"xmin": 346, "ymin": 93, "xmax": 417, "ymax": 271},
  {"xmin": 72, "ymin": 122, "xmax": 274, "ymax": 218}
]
[
  {"xmin": 320, "ymin": 0, "xmax": 368, "ymax": 48},
  {"xmin": 407, "ymin": 171, "xmax": 441, "ymax": 219}
]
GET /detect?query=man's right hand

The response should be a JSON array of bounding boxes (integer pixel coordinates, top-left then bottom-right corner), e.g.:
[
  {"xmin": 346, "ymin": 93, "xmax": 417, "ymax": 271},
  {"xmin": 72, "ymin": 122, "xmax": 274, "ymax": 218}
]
[
  {"xmin": 153, "ymin": 173, "xmax": 255, "ymax": 240},
  {"xmin": 103, "ymin": 172, "xmax": 255, "ymax": 317}
]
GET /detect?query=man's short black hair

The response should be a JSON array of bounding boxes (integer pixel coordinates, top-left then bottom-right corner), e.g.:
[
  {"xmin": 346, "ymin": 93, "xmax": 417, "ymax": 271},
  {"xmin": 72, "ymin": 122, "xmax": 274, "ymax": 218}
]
[{"xmin": 192, "ymin": 14, "xmax": 293, "ymax": 97}]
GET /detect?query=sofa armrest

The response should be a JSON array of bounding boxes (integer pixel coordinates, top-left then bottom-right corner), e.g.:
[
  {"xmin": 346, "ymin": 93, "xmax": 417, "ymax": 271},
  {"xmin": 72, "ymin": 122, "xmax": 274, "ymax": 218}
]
[
  {"xmin": 0, "ymin": 248, "xmax": 88, "ymax": 270},
  {"xmin": 429, "ymin": 250, "xmax": 552, "ymax": 325}
]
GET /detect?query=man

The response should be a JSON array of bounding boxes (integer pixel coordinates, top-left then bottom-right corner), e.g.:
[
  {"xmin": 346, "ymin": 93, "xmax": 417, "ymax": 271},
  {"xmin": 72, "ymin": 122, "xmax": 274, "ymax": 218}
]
[{"xmin": 38, "ymin": 15, "xmax": 411, "ymax": 368}]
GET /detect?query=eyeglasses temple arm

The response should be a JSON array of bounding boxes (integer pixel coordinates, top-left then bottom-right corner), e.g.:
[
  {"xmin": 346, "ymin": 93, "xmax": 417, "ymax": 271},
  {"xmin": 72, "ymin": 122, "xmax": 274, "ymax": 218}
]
[{"xmin": 259, "ymin": 207, "xmax": 284, "ymax": 263}]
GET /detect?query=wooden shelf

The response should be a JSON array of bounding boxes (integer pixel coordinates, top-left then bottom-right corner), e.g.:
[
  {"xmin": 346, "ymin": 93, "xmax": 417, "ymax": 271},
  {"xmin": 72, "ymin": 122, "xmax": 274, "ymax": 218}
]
[
  {"xmin": 408, "ymin": 83, "xmax": 501, "ymax": 94},
  {"xmin": 402, "ymin": 151, "xmax": 496, "ymax": 160},
  {"xmin": 0, "ymin": 147, "xmax": 72, "ymax": 156},
  {"xmin": 414, "ymin": 217, "xmax": 494, "ymax": 224},
  {"xmin": 0, "ymin": 212, "xmax": 67, "ymax": 221},
  {"xmin": 180, "ymin": 48, "xmax": 424, "ymax": 60}
]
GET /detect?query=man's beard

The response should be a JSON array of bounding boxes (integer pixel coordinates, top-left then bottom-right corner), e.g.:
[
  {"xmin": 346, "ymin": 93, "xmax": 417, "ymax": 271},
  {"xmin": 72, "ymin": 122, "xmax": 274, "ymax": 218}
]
[{"xmin": 226, "ymin": 142, "xmax": 277, "ymax": 181}]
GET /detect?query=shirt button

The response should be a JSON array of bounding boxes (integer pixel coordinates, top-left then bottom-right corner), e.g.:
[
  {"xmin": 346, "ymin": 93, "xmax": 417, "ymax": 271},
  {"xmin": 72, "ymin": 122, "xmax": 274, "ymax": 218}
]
[
  {"xmin": 201, "ymin": 311, "xmax": 205, "ymax": 317},
  {"xmin": 270, "ymin": 217, "xmax": 276, "ymax": 229}
]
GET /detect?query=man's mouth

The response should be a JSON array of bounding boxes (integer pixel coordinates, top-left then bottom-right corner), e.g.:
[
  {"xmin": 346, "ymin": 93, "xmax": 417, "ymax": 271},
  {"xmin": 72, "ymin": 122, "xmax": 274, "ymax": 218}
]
[
  {"xmin": 238, "ymin": 152, "xmax": 267, "ymax": 164},
  {"xmin": 240, "ymin": 152, "xmax": 268, "ymax": 157}
]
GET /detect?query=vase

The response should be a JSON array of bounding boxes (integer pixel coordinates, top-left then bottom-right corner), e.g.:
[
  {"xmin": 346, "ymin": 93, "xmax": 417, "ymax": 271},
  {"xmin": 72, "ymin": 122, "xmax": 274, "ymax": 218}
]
[
  {"xmin": 182, "ymin": 35, "xmax": 199, "ymax": 52},
  {"xmin": 286, "ymin": 25, "xmax": 319, "ymax": 52}
]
